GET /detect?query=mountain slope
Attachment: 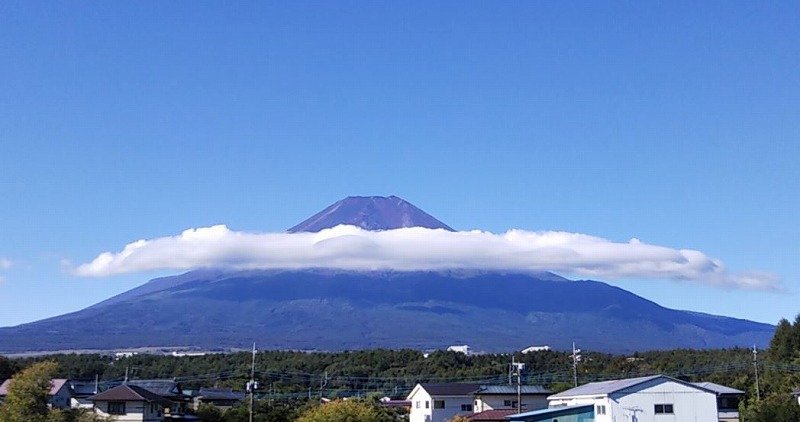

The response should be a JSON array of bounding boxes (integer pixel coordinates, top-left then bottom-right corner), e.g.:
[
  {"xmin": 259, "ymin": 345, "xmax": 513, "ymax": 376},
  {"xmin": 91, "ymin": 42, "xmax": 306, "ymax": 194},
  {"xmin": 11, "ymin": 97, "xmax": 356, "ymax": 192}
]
[
  {"xmin": 0, "ymin": 270, "xmax": 773, "ymax": 354},
  {"xmin": 288, "ymin": 196, "xmax": 455, "ymax": 232}
]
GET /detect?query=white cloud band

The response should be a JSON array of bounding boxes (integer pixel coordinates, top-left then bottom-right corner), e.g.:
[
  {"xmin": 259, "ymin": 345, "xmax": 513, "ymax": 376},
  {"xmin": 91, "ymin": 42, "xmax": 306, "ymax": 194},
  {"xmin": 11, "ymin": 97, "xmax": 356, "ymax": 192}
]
[
  {"xmin": 0, "ymin": 258, "xmax": 11, "ymax": 270},
  {"xmin": 69, "ymin": 225, "xmax": 779, "ymax": 291}
]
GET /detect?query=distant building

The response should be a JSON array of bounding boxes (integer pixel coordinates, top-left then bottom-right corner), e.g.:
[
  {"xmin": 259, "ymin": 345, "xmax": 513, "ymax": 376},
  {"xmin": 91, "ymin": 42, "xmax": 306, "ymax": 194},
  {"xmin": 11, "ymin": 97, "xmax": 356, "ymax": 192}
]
[
  {"xmin": 171, "ymin": 351, "xmax": 207, "ymax": 357},
  {"xmin": 447, "ymin": 345, "xmax": 471, "ymax": 355},
  {"xmin": 520, "ymin": 346, "xmax": 551, "ymax": 354},
  {"xmin": 792, "ymin": 388, "xmax": 800, "ymax": 406},
  {"xmin": 114, "ymin": 352, "xmax": 139, "ymax": 359}
]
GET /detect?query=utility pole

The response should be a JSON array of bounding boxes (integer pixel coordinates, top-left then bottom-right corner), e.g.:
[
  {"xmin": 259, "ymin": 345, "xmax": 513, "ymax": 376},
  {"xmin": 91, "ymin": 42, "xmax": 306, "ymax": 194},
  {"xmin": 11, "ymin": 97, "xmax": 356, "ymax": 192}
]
[
  {"xmin": 320, "ymin": 371, "xmax": 329, "ymax": 402},
  {"xmin": 510, "ymin": 356, "xmax": 524, "ymax": 414},
  {"xmin": 571, "ymin": 343, "xmax": 582, "ymax": 388},
  {"xmin": 753, "ymin": 345, "xmax": 761, "ymax": 401},
  {"xmin": 248, "ymin": 343, "xmax": 257, "ymax": 422}
]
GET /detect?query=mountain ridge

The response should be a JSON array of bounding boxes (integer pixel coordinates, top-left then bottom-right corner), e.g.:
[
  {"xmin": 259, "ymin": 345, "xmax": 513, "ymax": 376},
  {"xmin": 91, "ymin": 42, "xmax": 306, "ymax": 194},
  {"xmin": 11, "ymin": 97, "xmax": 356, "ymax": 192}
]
[
  {"xmin": 0, "ymin": 269, "xmax": 774, "ymax": 354},
  {"xmin": 0, "ymin": 195, "xmax": 775, "ymax": 354}
]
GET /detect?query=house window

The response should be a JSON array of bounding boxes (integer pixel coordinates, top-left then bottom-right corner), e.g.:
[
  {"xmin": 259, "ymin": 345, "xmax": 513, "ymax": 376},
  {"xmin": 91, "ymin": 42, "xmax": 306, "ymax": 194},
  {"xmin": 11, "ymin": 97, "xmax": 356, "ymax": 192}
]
[
  {"xmin": 503, "ymin": 399, "xmax": 518, "ymax": 408},
  {"xmin": 107, "ymin": 402, "xmax": 126, "ymax": 415},
  {"xmin": 434, "ymin": 400, "xmax": 445, "ymax": 409},
  {"xmin": 596, "ymin": 404, "xmax": 606, "ymax": 415},
  {"xmin": 415, "ymin": 401, "xmax": 420, "ymax": 409},
  {"xmin": 654, "ymin": 404, "xmax": 674, "ymax": 414},
  {"xmin": 425, "ymin": 400, "xmax": 430, "ymax": 409},
  {"xmin": 461, "ymin": 404, "xmax": 473, "ymax": 411}
]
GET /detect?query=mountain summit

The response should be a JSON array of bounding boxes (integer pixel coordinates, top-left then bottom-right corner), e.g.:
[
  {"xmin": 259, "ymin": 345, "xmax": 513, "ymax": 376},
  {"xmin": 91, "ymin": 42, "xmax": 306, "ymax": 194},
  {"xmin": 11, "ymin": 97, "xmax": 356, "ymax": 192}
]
[{"xmin": 287, "ymin": 195, "xmax": 455, "ymax": 233}]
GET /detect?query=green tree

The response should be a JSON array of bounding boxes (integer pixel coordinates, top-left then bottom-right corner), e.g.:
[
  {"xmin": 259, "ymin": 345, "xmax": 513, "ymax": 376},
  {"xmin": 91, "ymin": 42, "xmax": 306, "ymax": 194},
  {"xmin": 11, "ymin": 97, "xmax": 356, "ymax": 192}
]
[
  {"xmin": 196, "ymin": 403, "xmax": 224, "ymax": 422},
  {"xmin": 0, "ymin": 356, "xmax": 16, "ymax": 380},
  {"xmin": 740, "ymin": 394, "xmax": 800, "ymax": 422},
  {"xmin": 0, "ymin": 361, "xmax": 58, "ymax": 422},
  {"xmin": 295, "ymin": 400, "xmax": 392, "ymax": 422}
]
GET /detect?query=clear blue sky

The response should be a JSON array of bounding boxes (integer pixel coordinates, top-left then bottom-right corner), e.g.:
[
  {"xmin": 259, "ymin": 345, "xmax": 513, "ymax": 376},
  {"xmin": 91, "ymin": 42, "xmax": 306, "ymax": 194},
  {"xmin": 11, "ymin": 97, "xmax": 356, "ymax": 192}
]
[{"xmin": 1, "ymin": 1, "xmax": 798, "ymax": 328}]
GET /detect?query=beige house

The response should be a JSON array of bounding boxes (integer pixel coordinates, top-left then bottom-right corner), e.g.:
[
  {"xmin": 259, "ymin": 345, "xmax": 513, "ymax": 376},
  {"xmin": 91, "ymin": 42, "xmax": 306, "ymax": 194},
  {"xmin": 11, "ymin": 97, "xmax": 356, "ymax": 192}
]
[{"xmin": 89, "ymin": 384, "xmax": 171, "ymax": 422}]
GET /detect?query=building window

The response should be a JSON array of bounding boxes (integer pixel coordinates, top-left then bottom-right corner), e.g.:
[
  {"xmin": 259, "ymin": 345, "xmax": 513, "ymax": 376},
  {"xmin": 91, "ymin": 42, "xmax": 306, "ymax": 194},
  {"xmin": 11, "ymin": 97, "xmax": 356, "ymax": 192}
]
[
  {"xmin": 596, "ymin": 404, "xmax": 606, "ymax": 415},
  {"xmin": 425, "ymin": 400, "xmax": 430, "ymax": 409},
  {"xmin": 415, "ymin": 401, "xmax": 420, "ymax": 408},
  {"xmin": 461, "ymin": 404, "xmax": 473, "ymax": 411},
  {"xmin": 107, "ymin": 402, "xmax": 126, "ymax": 415},
  {"xmin": 434, "ymin": 400, "xmax": 445, "ymax": 409},
  {"xmin": 655, "ymin": 404, "xmax": 674, "ymax": 414},
  {"xmin": 503, "ymin": 399, "xmax": 518, "ymax": 408}
]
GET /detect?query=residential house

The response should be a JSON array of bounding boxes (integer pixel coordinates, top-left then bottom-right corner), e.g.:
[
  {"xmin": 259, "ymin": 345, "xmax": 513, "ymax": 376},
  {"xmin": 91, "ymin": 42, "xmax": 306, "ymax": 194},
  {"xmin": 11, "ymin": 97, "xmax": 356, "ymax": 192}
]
[
  {"xmin": 407, "ymin": 383, "xmax": 551, "ymax": 422},
  {"xmin": 524, "ymin": 375, "xmax": 718, "ymax": 422},
  {"xmin": 407, "ymin": 383, "xmax": 482, "ymax": 422},
  {"xmin": 69, "ymin": 379, "xmax": 101, "ymax": 409},
  {"xmin": 0, "ymin": 378, "xmax": 73, "ymax": 409},
  {"xmin": 793, "ymin": 388, "xmax": 800, "ymax": 406},
  {"xmin": 191, "ymin": 388, "xmax": 245, "ymax": 411},
  {"xmin": 464, "ymin": 409, "xmax": 520, "ymax": 421},
  {"xmin": 89, "ymin": 384, "xmax": 172, "ymax": 422},
  {"xmin": 693, "ymin": 381, "xmax": 745, "ymax": 422},
  {"xmin": 125, "ymin": 379, "xmax": 192, "ymax": 418},
  {"xmin": 472, "ymin": 385, "xmax": 550, "ymax": 413}
]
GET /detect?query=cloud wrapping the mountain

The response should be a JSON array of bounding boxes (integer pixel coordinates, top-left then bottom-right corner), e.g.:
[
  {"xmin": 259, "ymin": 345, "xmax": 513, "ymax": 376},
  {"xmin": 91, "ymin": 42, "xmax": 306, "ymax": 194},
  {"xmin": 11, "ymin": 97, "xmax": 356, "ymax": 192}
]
[{"xmin": 69, "ymin": 225, "xmax": 779, "ymax": 291}]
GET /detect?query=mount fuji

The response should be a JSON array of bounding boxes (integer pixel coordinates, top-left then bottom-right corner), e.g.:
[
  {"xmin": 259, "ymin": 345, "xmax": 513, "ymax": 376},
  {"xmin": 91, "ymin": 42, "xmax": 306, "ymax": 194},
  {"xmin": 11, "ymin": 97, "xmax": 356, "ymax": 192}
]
[{"xmin": 0, "ymin": 196, "xmax": 774, "ymax": 354}]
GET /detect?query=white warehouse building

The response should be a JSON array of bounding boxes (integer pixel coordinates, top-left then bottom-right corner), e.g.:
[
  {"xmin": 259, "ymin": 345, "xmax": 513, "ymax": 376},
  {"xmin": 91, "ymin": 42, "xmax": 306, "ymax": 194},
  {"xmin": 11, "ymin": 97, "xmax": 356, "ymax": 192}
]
[{"xmin": 543, "ymin": 375, "xmax": 719, "ymax": 422}]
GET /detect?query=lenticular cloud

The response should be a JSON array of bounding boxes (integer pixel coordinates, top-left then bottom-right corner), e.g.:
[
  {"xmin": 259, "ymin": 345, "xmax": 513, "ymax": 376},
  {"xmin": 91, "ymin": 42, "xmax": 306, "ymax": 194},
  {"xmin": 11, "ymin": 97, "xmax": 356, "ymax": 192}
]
[{"xmin": 70, "ymin": 225, "xmax": 779, "ymax": 291}]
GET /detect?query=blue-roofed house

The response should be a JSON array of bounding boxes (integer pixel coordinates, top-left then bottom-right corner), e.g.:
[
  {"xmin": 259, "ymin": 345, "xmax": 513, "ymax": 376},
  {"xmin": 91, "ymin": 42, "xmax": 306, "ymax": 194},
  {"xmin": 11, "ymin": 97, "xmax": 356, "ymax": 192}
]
[{"xmin": 540, "ymin": 375, "xmax": 718, "ymax": 422}]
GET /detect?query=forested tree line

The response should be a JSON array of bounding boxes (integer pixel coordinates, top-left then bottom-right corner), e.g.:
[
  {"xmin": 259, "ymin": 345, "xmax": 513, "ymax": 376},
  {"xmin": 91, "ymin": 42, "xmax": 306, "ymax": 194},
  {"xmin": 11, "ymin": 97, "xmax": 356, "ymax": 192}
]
[
  {"xmin": 1, "ymin": 315, "xmax": 799, "ymax": 421},
  {"xmin": 0, "ymin": 347, "xmax": 770, "ymax": 396}
]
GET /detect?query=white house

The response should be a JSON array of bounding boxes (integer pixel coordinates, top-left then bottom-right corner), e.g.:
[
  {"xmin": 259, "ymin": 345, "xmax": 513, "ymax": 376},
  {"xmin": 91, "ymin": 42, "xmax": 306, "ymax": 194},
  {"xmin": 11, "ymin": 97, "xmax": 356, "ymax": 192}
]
[
  {"xmin": 407, "ymin": 383, "xmax": 482, "ymax": 422},
  {"xmin": 545, "ymin": 375, "xmax": 718, "ymax": 422},
  {"xmin": 0, "ymin": 378, "xmax": 73, "ymax": 409},
  {"xmin": 793, "ymin": 388, "xmax": 800, "ymax": 406},
  {"xmin": 88, "ymin": 384, "xmax": 171, "ymax": 422},
  {"xmin": 407, "ymin": 383, "xmax": 551, "ymax": 422}
]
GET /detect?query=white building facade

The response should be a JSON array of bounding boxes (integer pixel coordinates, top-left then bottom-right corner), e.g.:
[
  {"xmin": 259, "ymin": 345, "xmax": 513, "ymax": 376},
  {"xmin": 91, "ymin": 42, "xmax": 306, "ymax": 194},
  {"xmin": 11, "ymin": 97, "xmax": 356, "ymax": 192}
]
[
  {"xmin": 407, "ymin": 383, "xmax": 480, "ymax": 422},
  {"xmin": 547, "ymin": 375, "xmax": 718, "ymax": 422}
]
